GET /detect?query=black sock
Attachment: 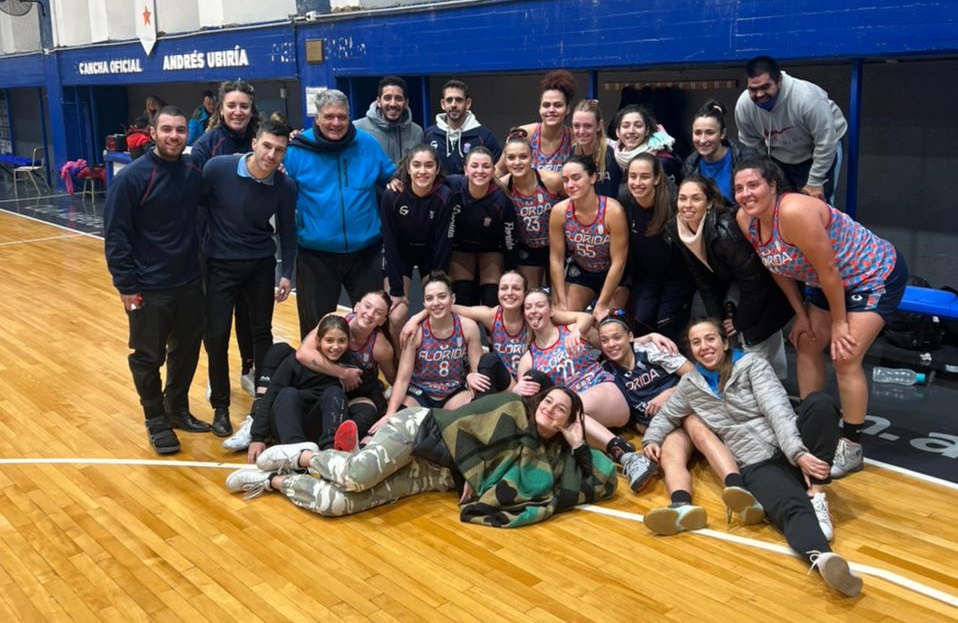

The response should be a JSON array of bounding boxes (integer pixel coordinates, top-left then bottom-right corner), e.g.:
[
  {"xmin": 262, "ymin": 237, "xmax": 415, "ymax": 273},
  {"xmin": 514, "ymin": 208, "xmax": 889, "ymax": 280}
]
[
  {"xmin": 842, "ymin": 422, "xmax": 862, "ymax": 443},
  {"xmin": 670, "ymin": 490, "xmax": 692, "ymax": 507},
  {"xmin": 606, "ymin": 436, "xmax": 635, "ymax": 463},
  {"xmin": 479, "ymin": 283, "xmax": 499, "ymax": 307},
  {"xmin": 241, "ymin": 359, "xmax": 254, "ymax": 375},
  {"xmin": 724, "ymin": 473, "xmax": 745, "ymax": 489}
]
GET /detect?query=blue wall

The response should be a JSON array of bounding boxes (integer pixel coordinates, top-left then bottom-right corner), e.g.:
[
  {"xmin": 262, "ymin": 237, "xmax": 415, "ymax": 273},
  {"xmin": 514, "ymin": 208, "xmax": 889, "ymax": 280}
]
[
  {"xmin": 294, "ymin": 0, "xmax": 958, "ymax": 85},
  {"xmin": 0, "ymin": 53, "xmax": 45, "ymax": 88}
]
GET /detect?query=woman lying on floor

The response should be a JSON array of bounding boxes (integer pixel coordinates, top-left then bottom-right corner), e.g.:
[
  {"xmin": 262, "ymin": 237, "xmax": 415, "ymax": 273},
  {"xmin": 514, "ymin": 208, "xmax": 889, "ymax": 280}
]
[{"xmin": 225, "ymin": 388, "xmax": 617, "ymax": 528}]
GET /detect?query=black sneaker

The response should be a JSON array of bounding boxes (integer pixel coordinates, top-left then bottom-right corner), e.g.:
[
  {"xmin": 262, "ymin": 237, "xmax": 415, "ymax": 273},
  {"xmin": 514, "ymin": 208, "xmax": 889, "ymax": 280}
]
[
  {"xmin": 211, "ymin": 407, "xmax": 232, "ymax": 437},
  {"xmin": 145, "ymin": 416, "xmax": 180, "ymax": 455}
]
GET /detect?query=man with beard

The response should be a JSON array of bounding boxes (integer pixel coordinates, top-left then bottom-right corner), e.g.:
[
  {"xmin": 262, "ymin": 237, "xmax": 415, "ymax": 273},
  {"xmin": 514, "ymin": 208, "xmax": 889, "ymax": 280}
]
[
  {"xmin": 424, "ymin": 79, "xmax": 502, "ymax": 174},
  {"xmin": 201, "ymin": 118, "xmax": 297, "ymax": 437},
  {"xmin": 735, "ymin": 56, "xmax": 847, "ymax": 203},
  {"xmin": 354, "ymin": 75, "xmax": 423, "ymax": 164},
  {"xmin": 284, "ymin": 89, "xmax": 396, "ymax": 338},
  {"xmin": 104, "ymin": 106, "xmax": 210, "ymax": 455}
]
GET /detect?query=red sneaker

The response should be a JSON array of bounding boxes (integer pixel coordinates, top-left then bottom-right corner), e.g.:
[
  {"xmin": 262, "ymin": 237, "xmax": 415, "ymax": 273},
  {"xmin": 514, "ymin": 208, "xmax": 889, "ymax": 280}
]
[{"xmin": 333, "ymin": 420, "xmax": 359, "ymax": 452}]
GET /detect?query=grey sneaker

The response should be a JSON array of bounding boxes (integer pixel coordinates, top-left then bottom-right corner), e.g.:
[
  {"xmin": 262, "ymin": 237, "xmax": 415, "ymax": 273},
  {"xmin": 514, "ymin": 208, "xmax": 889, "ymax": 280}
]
[
  {"xmin": 621, "ymin": 452, "xmax": 657, "ymax": 492},
  {"xmin": 722, "ymin": 486, "xmax": 765, "ymax": 525},
  {"xmin": 810, "ymin": 492, "xmax": 834, "ymax": 542},
  {"xmin": 225, "ymin": 468, "xmax": 274, "ymax": 499},
  {"xmin": 830, "ymin": 438, "xmax": 863, "ymax": 478},
  {"xmin": 255, "ymin": 441, "xmax": 318, "ymax": 473},
  {"xmin": 222, "ymin": 414, "xmax": 254, "ymax": 451},
  {"xmin": 809, "ymin": 551, "xmax": 862, "ymax": 597},
  {"xmin": 240, "ymin": 368, "xmax": 256, "ymax": 397},
  {"xmin": 644, "ymin": 504, "xmax": 707, "ymax": 536}
]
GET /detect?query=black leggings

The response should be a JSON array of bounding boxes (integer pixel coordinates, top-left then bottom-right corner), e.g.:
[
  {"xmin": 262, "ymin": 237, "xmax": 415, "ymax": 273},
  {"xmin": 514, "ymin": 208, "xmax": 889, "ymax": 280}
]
[
  {"xmin": 741, "ymin": 392, "xmax": 842, "ymax": 562},
  {"xmin": 475, "ymin": 352, "xmax": 554, "ymax": 399}
]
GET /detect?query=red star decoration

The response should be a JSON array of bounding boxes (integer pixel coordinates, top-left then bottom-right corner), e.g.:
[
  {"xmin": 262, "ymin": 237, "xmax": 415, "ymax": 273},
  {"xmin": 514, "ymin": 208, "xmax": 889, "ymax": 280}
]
[{"xmin": 142, "ymin": 6, "xmax": 152, "ymax": 26}]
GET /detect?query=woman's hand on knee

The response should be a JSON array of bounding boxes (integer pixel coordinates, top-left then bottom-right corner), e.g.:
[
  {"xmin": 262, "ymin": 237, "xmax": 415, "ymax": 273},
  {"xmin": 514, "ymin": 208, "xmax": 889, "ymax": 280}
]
[{"xmin": 643, "ymin": 443, "xmax": 661, "ymax": 463}]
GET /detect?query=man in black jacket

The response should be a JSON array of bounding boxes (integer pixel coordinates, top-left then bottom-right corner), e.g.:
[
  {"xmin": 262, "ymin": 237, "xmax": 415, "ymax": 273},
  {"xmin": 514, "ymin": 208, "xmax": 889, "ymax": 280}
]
[{"xmin": 104, "ymin": 105, "xmax": 211, "ymax": 455}]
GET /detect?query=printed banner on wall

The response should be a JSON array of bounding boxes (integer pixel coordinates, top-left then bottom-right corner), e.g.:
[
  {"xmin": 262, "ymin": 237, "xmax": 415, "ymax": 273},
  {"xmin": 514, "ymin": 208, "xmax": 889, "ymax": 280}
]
[{"xmin": 135, "ymin": 0, "xmax": 157, "ymax": 56}]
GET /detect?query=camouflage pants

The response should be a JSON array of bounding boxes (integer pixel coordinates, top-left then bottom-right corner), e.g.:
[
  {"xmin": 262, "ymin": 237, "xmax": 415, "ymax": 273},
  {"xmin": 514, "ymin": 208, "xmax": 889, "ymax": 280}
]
[{"xmin": 278, "ymin": 406, "xmax": 455, "ymax": 516}]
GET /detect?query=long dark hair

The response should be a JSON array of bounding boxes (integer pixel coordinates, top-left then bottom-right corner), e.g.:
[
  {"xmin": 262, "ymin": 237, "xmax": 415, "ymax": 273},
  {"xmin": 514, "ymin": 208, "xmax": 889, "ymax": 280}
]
[
  {"xmin": 397, "ymin": 143, "xmax": 445, "ymax": 190},
  {"xmin": 524, "ymin": 385, "xmax": 584, "ymax": 441},
  {"xmin": 209, "ymin": 79, "xmax": 261, "ymax": 139},
  {"xmin": 679, "ymin": 174, "xmax": 730, "ymax": 215},
  {"xmin": 628, "ymin": 153, "xmax": 673, "ymax": 236}
]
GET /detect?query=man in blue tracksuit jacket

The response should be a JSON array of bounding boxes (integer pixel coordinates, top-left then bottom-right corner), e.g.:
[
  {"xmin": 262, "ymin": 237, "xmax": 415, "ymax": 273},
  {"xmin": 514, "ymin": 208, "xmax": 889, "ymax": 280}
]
[{"xmin": 283, "ymin": 88, "xmax": 396, "ymax": 338}]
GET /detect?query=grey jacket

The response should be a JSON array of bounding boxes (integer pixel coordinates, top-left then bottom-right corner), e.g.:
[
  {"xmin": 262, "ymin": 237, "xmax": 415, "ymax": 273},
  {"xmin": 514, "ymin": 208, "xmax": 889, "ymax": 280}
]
[
  {"xmin": 643, "ymin": 352, "xmax": 807, "ymax": 467},
  {"xmin": 354, "ymin": 101, "xmax": 423, "ymax": 164}
]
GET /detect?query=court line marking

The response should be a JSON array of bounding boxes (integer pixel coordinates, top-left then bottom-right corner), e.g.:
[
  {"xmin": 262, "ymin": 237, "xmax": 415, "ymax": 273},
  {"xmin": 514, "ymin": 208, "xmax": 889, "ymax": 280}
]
[
  {"xmin": 4, "ymin": 193, "xmax": 958, "ymax": 606},
  {"xmin": 0, "ymin": 193, "xmax": 73, "ymax": 205},
  {"xmin": 0, "ymin": 454, "xmax": 954, "ymax": 607},
  {"xmin": 0, "ymin": 233, "xmax": 85, "ymax": 247},
  {"xmin": 864, "ymin": 457, "xmax": 958, "ymax": 490},
  {"xmin": 0, "ymin": 207, "xmax": 102, "ymax": 240},
  {"xmin": 0, "ymin": 457, "xmax": 245, "ymax": 469},
  {"xmin": 580, "ymin": 504, "xmax": 958, "ymax": 608}
]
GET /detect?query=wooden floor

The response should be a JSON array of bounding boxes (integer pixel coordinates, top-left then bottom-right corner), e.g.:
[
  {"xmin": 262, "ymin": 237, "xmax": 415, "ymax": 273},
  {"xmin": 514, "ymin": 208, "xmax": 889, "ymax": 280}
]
[{"xmin": 0, "ymin": 209, "xmax": 956, "ymax": 622}]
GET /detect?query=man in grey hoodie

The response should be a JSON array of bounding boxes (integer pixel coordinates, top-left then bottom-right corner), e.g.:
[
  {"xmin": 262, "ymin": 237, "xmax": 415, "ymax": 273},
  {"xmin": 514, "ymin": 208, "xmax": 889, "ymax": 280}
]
[
  {"xmin": 354, "ymin": 75, "xmax": 423, "ymax": 164},
  {"xmin": 735, "ymin": 56, "xmax": 847, "ymax": 203},
  {"xmin": 423, "ymin": 79, "xmax": 502, "ymax": 174}
]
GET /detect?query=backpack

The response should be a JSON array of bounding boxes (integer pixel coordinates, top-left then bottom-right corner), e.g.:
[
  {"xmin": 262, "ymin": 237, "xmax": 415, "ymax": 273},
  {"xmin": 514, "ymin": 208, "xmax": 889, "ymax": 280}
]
[{"xmin": 883, "ymin": 275, "xmax": 946, "ymax": 351}]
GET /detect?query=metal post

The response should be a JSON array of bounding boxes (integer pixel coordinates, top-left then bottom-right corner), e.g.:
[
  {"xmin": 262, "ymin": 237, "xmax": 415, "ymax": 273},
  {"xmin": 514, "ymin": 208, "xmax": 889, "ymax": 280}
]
[{"xmin": 846, "ymin": 59, "xmax": 863, "ymax": 219}]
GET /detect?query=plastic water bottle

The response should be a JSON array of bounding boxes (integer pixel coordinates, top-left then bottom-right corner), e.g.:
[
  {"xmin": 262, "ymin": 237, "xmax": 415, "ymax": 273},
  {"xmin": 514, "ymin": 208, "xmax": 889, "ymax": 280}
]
[{"xmin": 871, "ymin": 366, "xmax": 927, "ymax": 386}]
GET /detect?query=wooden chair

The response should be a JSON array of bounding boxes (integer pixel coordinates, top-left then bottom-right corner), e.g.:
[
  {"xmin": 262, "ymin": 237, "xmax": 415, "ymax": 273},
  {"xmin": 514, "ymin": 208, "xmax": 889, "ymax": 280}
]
[{"xmin": 13, "ymin": 147, "xmax": 49, "ymax": 199}]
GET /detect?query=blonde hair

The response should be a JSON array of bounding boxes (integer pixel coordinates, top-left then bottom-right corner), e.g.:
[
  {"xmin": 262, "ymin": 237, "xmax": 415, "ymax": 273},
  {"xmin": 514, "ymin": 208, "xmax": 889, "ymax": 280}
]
[{"xmin": 572, "ymin": 99, "xmax": 608, "ymax": 182}]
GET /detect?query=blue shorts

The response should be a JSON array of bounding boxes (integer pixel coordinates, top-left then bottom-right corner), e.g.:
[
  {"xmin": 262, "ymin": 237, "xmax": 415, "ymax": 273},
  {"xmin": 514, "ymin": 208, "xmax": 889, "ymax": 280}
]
[
  {"xmin": 805, "ymin": 250, "xmax": 908, "ymax": 322},
  {"xmin": 565, "ymin": 262, "xmax": 607, "ymax": 293},
  {"xmin": 516, "ymin": 244, "xmax": 550, "ymax": 268},
  {"xmin": 406, "ymin": 383, "xmax": 465, "ymax": 409}
]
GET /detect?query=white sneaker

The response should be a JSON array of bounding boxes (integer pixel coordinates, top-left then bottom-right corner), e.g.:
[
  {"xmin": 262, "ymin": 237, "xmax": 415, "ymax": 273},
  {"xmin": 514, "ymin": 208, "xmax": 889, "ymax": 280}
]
[
  {"xmin": 256, "ymin": 441, "xmax": 319, "ymax": 473},
  {"xmin": 809, "ymin": 551, "xmax": 862, "ymax": 597},
  {"xmin": 222, "ymin": 414, "xmax": 254, "ymax": 452},
  {"xmin": 240, "ymin": 368, "xmax": 256, "ymax": 397},
  {"xmin": 225, "ymin": 468, "xmax": 273, "ymax": 499},
  {"xmin": 830, "ymin": 438, "xmax": 863, "ymax": 478},
  {"xmin": 810, "ymin": 492, "xmax": 834, "ymax": 542}
]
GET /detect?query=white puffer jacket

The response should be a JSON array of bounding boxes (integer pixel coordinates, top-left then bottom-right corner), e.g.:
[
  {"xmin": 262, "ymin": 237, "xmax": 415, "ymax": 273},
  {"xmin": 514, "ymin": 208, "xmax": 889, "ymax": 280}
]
[{"xmin": 643, "ymin": 352, "xmax": 807, "ymax": 467}]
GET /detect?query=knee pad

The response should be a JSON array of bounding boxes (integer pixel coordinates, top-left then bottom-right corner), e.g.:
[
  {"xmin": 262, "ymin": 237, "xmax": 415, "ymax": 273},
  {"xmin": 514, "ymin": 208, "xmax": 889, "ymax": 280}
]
[
  {"xmin": 523, "ymin": 370, "xmax": 554, "ymax": 391},
  {"xmin": 348, "ymin": 401, "xmax": 380, "ymax": 437},
  {"xmin": 452, "ymin": 280, "xmax": 478, "ymax": 306},
  {"xmin": 479, "ymin": 283, "xmax": 499, "ymax": 307}
]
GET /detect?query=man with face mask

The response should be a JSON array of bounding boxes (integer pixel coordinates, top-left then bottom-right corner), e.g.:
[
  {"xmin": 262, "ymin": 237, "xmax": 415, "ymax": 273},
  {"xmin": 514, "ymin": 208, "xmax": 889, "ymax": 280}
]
[
  {"xmin": 734, "ymin": 56, "xmax": 847, "ymax": 203},
  {"xmin": 354, "ymin": 75, "xmax": 423, "ymax": 164}
]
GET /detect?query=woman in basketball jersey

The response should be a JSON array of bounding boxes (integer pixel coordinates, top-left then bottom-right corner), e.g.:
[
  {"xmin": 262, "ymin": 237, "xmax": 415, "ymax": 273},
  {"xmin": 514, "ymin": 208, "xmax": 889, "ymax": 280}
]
[
  {"xmin": 548, "ymin": 155, "xmax": 629, "ymax": 321},
  {"xmin": 499, "ymin": 69, "xmax": 576, "ymax": 173},
  {"xmin": 378, "ymin": 272, "xmax": 484, "ymax": 429},
  {"xmin": 500, "ymin": 129, "xmax": 565, "ymax": 288}
]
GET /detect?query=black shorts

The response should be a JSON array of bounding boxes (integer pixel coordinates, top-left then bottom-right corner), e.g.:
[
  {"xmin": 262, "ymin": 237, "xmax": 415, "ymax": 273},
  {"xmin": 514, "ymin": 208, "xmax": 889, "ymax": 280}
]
[
  {"xmin": 565, "ymin": 261, "xmax": 607, "ymax": 293},
  {"xmin": 805, "ymin": 250, "xmax": 908, "ymax": 322},
  {"xmin": 516, "ymin": 244, "xmax": 550, "ymax": 268},
  {"xmin": 406, "ymin": 383, "xmax": 466, "ymax": 409}
]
